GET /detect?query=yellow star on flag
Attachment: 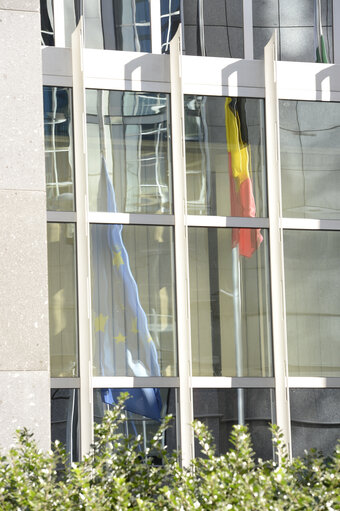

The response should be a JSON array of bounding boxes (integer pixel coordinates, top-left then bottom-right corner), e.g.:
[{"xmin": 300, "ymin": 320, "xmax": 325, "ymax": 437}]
[
  {"xmin": 114, "ymin": 332, "xmax": 126, "ymax": 343},
  {"xmin": 147, "ymin": 335, "xmax": 153, "ymax": 343},
  {"xmin": 131, "ymin": 317, "xmax": 138, "ymax": 334},
  {"xmin": 112, "ymin": 250, "xmax": 124, "ymax": 269},
  {"xmin": 94, "ymin": 313, "xmax": 108, "ymax": 333}
]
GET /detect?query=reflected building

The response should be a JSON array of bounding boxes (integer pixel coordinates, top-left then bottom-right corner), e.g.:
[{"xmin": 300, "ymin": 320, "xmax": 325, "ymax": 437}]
[{"xmin": 1, "ymin": 0, "xmax": 340, "ymax": 465}]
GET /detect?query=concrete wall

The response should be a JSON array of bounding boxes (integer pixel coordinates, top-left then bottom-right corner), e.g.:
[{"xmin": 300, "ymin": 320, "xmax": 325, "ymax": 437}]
[{"xmin": 0, "ymin": 0, "xmax": 50, "ymax": 449}]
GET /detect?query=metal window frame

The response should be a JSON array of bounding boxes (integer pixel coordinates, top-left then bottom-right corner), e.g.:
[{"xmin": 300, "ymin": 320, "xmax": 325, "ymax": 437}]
[{"xmin": 43, "ymin": 4, "xmax": 340, "ymax": 464}]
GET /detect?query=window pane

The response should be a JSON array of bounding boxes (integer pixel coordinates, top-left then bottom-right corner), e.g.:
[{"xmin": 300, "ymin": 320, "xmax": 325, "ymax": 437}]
[
  {"xmin": 40, "ymin": 0, "xmax": 80, "ymax": 47},
  {"xmin": 183, "ymin": 0, "xmax": 244, "ymax": 58},
  {"xmin": 84, "ymin": 0, "xmax": 151, "ymax": 52},
  {"xmin": 94, "ymin": 388, "xmax": 177, "ymax": 459},
  {"xmin": 194, "ymin": 388, "xmax": 275, "ymax": 459},
  {"xmin": 280, "ymin": 100, "xmax": 340, "ymax": 219},
  {"xmin": 91, "ymin": 224, "xmax": 176, "ymax": 377},
  {"xmin": 189, "ymin": 228, "xmax": 272, "ymax": 377},
  {"xmin": 87, "ymin": 90, "xmax": 172, "ymax": 214},
  {"xmin": 290, "ymin": 389, "xmax": 340, "ymax": 457},
  {"xmin": 47, "ymin": 223, "xmax": 78, "ymax": 377},
  {"xmin": 253, "ymin": 0, "xmax": 333, "ymax": 62},
  {"xmin": 161, "ymin": 0, "xmax": 180, "ymax": 54},
  {"xmin": 40, "ymin": 0, "xmax": 54, "ymax": 46},
  {"xmin": 43, "ymin": 86, "xmax": 75, "ymax": 212},
  {"xmin": 185, "ymin": 96, "xmax": 266, "ymax": 217},
  {"xmin": 284, "ymin": 230, "xmax": 340, "ymax": 376},
  {"xmin": 51, "ymin": 389, "xmax": 79, "ymax": 462}
]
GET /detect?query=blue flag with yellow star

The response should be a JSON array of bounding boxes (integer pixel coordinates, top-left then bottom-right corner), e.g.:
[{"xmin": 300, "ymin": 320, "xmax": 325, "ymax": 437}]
[{"xmin": 91, "ymin": 158, "xmax": 162, "ymax": 421}]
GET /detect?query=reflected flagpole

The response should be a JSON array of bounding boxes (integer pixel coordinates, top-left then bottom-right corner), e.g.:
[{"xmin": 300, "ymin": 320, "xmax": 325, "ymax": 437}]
[
  {"xmin": 225, "ymin": 97, "xmax": 263, "ymax": 426},
  {"xmin": 232, "ymin": 245, "xmax": 245, "ymax": 424}
]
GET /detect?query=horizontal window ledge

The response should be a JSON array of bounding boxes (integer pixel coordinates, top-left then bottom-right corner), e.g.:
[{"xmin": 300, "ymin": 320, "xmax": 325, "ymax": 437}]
[
  {"xmin": 89, "ymin": 212, "xmax": 174, "ymax": 225},
  {"xmin": 92, "ymin": 376, "xmax": 179, "ymax": 388},
  {"xmin": 192, "ymin": 377, "xmax": 274, "ymax": 388},
  {"xmin": 288, "ymin": 377, "xmax": 340, "ymax": 388},
  {"xmin": 281, "ymin": 218, "xmax": 340, "ymax": 230},
  {"xmin": 47, "ymin": 211, "xmax": 77, "ymax": 222},
  {"xmin": 51, "ymin": 378, "xmax": 80, "ymax": 388},
  {"xmin": 187, "ymin": 215, "xmax": 269, "ymax": 228}
]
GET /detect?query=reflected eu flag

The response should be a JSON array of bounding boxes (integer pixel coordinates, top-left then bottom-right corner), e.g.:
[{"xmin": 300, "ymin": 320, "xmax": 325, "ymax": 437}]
[{"xmin": 92, "ymin": 158, "xmax": 162, "ymax": 421}]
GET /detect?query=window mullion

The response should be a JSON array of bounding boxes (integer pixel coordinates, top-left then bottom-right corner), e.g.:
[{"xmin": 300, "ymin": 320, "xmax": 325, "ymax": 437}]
[
  {"xmin": 170, "ymin": 25, "xmax": 194, "ymax": 467},
  {"xmin": 150, "ymin": 0, "xmax": 162, "ymax": 53},
  {"xmin": 264, "ymin": 31, "xmax": 292, "ymax": 460},
  {"xmin": 243, "ymin": 0, "xmax": 254, "ymax": 59},
  {"xmin": 72, "ymin": 18, "xmax": 93, "ymax": 459}
]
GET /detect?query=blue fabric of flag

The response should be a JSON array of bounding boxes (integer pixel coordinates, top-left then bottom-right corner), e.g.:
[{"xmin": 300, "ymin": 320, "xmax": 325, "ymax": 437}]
[{"xmin": 92, "ymin": 158, "xmax": 162, "ymax": 421}]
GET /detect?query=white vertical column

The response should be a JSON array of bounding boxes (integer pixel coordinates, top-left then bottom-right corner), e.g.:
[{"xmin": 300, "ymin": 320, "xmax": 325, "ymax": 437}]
[
  {"xmin": 170, "ymin": 26, "xmax": 194, "ymax": 467},
  {"xmin": 333, "ymin": 0, "xmax": 340, "ymax": 64},
  {"xmin": 54, "ymin": 0, "xmax": 66, "ymax": 47},
  {"xmin": 264, "ymin": 32, "xmax": 292, "ymax": 460},
  {"xmin": 72, "ymin": 19, "xmax": 93, "ymax": 458},
  {"xmin": 243, "ymin": 0, "xmax": 254, "ymax": 59},
  {"xmin": 150, "ymin": 0, "xmax": 162, "ymax": 53}
]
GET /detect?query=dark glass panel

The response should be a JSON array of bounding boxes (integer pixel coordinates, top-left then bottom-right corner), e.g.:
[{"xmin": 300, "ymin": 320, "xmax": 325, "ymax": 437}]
[
  {"xmin": 93, "ymin": 388, "xmax": 177, "ymax": 460},
  {"xmin": 193, "ymin": 388, "xmax": 275, "ymax": 460},
  {"xmin": 253, "ymin": 0, "xmax": 333, "ymax": 62},
  {"xmin": 51, "ymin": 388, "xmax": 79, "ymax": 462},
  {"xmin": 183, "ymin": 0, "xmax": 244, "ymax": 58},
  {"xmin": 290, "ymin": 389, "xmax": 340, "ymax": 457}
]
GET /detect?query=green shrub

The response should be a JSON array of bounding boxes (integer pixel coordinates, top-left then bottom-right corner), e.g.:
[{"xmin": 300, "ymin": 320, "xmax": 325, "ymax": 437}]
[{"xmin": 0, "ymin": 395, "xmax": 339, "ymax": 510}]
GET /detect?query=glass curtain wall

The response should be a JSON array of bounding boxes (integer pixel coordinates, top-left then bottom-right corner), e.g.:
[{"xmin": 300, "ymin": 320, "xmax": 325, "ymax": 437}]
[
  {"xmin": 253, "ymin": 0, "xmax": 333, "ymax": 62},
  {"xmin": 280, "ymin": 99, "xmax": 340, "ymax": 456},
  {"xmin": 42, "ymin": 1, "xmax": 340, "ymax": 464}
]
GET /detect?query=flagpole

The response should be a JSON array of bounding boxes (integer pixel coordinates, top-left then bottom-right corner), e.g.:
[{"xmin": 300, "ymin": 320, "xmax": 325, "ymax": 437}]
[{"xmin": 232, "ymin": 245, "xmax": 244, "ymax": 425}]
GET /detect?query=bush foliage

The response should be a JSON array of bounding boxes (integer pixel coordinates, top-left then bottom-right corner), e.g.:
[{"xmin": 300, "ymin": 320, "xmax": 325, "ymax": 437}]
[{"xmin": 0, "ymin": 395, "xmax": 339, "ymax": 510}]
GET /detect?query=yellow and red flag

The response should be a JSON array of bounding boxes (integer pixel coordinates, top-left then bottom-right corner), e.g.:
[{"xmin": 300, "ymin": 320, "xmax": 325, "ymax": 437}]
[{"xmin": 225, "ymin": 97, "xmax": 263, "ymax": 258}]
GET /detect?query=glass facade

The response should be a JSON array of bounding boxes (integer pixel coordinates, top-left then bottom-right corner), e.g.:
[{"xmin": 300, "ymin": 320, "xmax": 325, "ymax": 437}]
[
  {"xmin": 193, "ymin": 389, "xmax": 275, "ymax": 459},
  {"xmin": 42, "ymin": 0, "xmax": 340, "ymax": 464},
  {"xmin": 47, "ymin": 223, "xmax": 78, "ymax": 377},
  {"xmin": 253, "ymin": 0, "xmax": 333, "ymax": 62},
  {"xmin": 189, "ymin": 228, "xmax": 272, "ymax": 377},
  {"xmin": 90, "ymin": 224, "xmax": 176, "ymax": 377},
  {"xmin": 87, "ymin": 90, "xmax": 172, "ymax": 214},
  {"xmin": 43, "ymin": 86, "xmax": 74, "ymax": 212},
  {"xmin": 185, "ymin": 96, "xmax": 266, "ymax": 216}
]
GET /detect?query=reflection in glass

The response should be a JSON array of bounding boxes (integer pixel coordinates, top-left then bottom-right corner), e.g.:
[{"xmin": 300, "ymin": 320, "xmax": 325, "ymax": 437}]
[
  {"xmin": 40, "ymin": 0, "xmax": 81, "ymax": 47},
  {"xmin": 91, "ymin": 221, "xmax": 176, "ymax": 377},
  {"xmin": 87, "ymin": 89, "xmax": 172, "ymax": 214},
  {"xmin": 43, "ymin": 86, "xmax": 74, "ymax": 211},
  {"xmin": 193, "ymin": 389, "xmax": 275, "ymax": 459},
  {"xmin": 280, "ymin": 100, "xmax": 340, "ymax": 219},
  {"xmin": 183, "ymin": 0, "xmax": 243, "ymax": 58},
  {"xmin": 94, "ymin": 388, "xmax": 177, "ymax": 460},
  {"xmin": 40, "ymin": 0, "xmax": 54, "ymax": 45},
  {"xmin": 290, "ymin": 389, "xmax": 340, "ymax": 457},
  {"xmin": 253, "ymin": 0, "xmax": 333, "ymax": 62},
  {"xmin": 284, "ymin": 230, "xmax": 340, "ymax": 376},
  {"xmin": 185, "ymin": 96, "xmax": 266, "ymax": 217},
  {"xmin": 47, "ymin": 223, "xmax": 78, "ymax": 377},
  {"xmin": 189, "ymin": 228, "xmax": 272, "ymax": 377},
  {"xmin": 51, "ymin": 389, "xmax": 79, "ymax": 462},
  {"xmin": 84, "ymin": 0, "xmax": 151, "ymax": 51},
  {"xmin": 161, "ymin": 0, "xmax": 180, "ymax": 53}
]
